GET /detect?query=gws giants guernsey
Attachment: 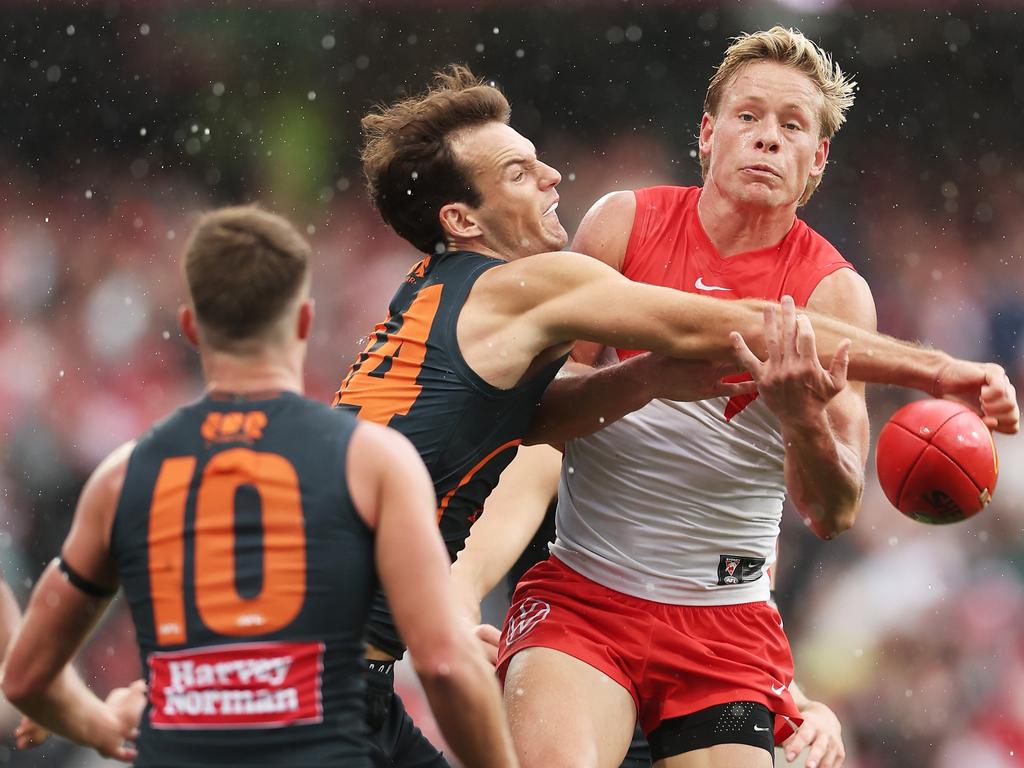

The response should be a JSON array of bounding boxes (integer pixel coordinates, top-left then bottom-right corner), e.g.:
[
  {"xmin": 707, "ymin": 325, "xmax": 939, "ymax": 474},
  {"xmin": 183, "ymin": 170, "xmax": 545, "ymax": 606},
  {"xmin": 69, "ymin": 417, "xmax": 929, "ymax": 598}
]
[{"xmin": 551, "ymin": 186, "xmax": 854, "ymax": 605}]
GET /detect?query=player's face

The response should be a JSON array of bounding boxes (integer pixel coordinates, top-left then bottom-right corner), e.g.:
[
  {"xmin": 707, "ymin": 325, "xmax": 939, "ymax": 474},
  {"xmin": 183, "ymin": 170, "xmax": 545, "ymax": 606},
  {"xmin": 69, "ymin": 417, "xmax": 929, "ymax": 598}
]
[
  {"xmin": 450, "ymin": 122, "xmax": 567, "ymax": 259},
  {"xmin": 699, "ymin": 61, "xmax": 829, "ymax": 210}
]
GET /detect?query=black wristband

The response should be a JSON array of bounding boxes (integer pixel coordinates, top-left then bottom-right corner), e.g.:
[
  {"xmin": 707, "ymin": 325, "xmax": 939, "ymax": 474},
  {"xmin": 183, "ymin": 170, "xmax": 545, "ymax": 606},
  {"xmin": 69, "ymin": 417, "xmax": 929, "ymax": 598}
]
[{"xmin": 56, "ymin": 557, "xmax": 118, "ymax": 598}]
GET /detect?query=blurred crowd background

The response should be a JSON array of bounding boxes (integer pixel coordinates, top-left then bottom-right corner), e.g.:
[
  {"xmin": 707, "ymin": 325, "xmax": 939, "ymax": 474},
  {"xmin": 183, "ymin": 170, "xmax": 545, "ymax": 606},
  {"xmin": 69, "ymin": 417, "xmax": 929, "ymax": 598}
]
[{"xmin": 2, "ymin": 2, "xmax": 1023, "ymax": 766}]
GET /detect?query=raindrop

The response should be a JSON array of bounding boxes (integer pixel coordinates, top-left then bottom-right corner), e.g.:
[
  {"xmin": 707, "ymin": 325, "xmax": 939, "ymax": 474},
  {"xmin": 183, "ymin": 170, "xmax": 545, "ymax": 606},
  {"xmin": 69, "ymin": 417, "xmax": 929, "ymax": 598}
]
[
  {"xmin": 336, "ymin": 177, "xmax": 350, "ymax": 191},
  {"xmin": 167, "ymin": 230, "xmax": 176, "ymax": 240},
  {"xmin": 475, "ymin": 43, "xmax": 485, "ymax": 53},
  {"xmin": 307, "ymin": 90, "xmax": 317, "ymax": 101},
  {"xmin": 355, "ymin": 54, "xmax": 370, "ymax": 70},
  {"xmin": 492, "ymin": 27, "xmax": 499, "ymax": 34},
  {"xmin": 322, "ymin": 34, "xmax": 336, "ymax": 50},
  {"xmin": 66, "ymin": 24, "xmax": 75, "ymax": 36},
  {"xmin": 84, "ymin": 189, "xmax": 93, "ymax": 199},
  {"xmin": 162, "ymin": 330, "xmax": 171, "ymax": 340},
  {"xmin": 306, "ymin": 225, "xmax": 316, "ymax": 235},
  {"xmin": 606, "ymin": 27, "xmax": 625, "ymax": 44},
  {"xmin": 516, "ymin": 49, "xmax": 525, "ymax": 59},
  {"xmin": 140, "ymin": 127, "xmax": 148, "ymax": 136},
  {"xmin": 46, "ymin": 65, "xmax": 61, "ymax": 83},
  {"xmin": 625, "ymin": 26, "xmax": 642, "ymax": 42},
  {"xmin": 212, "ymin": 82, "xmax": 225, "ymax": 96},
  {"xmin": 568, "ymin": 173, "xmax": 576, "ymax": 182},
  {"xmin": 140, "ymin": 23, "xmax": 151, "ymax": 36},
  {"xmin": 888, "ymin": 536, "xmax": 898, "ymax": 546},
  {"xmin": 59, "ymin": 369, "xmax": 64, "ymax": 378}
]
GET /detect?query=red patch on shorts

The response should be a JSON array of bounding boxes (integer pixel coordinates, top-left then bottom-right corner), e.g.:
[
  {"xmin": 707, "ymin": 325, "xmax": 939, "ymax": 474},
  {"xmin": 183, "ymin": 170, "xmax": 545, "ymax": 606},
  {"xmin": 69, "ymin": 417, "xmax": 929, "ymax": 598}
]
[{"xmin": 148, "ymin": 640, "xmax": 324, "ymax": 729}]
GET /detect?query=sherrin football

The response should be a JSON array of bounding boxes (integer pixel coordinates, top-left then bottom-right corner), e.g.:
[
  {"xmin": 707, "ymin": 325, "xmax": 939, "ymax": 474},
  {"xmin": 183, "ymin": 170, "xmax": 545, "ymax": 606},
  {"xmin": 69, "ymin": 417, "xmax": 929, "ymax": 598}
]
[{"xmin": 875, "ymin": 399, "xmax": 998, "ymax": 524}]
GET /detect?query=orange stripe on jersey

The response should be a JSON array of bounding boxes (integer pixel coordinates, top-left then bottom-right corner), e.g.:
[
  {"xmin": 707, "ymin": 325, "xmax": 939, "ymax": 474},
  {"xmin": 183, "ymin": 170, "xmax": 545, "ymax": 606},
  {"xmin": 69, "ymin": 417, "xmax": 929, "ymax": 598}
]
[
  {"xmin": 334, "ymin": 284, "xmax": 443, "ymax": 425},
  {"xmin": 148, "ymin": 456, "xmax": 196, "ymax": 646},
  {"xmin": 436, "ymin": 439, "xmax": 521, "ymax": 524}
]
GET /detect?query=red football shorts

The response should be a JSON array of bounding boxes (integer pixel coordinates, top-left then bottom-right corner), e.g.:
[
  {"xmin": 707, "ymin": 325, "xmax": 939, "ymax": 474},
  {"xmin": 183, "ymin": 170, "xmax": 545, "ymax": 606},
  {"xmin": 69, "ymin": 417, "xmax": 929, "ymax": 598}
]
[{"xmin": 497, "ymin": 556, "xmax": 803, "ymax": 743}]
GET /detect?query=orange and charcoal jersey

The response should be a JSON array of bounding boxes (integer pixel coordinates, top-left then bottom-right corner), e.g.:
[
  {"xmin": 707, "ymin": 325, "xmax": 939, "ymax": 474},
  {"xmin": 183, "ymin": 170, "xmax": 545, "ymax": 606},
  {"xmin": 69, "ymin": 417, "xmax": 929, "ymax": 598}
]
[
  {"xmin": 334, "ymin": 249, "xmax": 566, "ymax": 658},
  {"xmin": 111, "ymin": 392, "xmax": 375, "ymax": 768}
]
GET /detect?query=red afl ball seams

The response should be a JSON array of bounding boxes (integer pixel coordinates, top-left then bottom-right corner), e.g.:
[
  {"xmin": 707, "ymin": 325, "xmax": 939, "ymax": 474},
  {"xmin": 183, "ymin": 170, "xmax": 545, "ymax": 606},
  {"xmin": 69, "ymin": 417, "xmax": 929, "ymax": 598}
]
[{"xmin": 876, "ymin": 400, "xmax": 999, "ymax": 524}]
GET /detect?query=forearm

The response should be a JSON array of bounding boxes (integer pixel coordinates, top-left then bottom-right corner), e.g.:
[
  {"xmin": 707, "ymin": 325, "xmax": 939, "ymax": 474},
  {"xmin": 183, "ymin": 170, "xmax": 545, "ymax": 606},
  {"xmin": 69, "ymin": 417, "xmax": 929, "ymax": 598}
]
[
  {"xmin": 525, "ymin": 357, "xmax": 653, "ymax": 445},
  {"xmin": 419, "ymin": 656, "xmax": 518, "ymax": 768},
  {"xmin": 9, "ymin": 665, "xmax": 117, "ymax": 749},
  {"xmin": 801, "ymin": 311, "xmax": 949, "ymax": 391},
  {"xmin": 783, "ymin": 414, "xmax": 864, "ymax": 539}
]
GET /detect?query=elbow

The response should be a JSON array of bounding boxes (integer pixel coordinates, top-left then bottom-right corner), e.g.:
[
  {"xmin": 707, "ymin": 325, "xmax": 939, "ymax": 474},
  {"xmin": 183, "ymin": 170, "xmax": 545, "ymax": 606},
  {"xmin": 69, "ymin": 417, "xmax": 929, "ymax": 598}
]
[
  {"xmin": 410, "ymin": 631, "xmax": 483, "ymax": 688},
  {"xmin": 801, "ymin": 498, "xmax": 859, "ymax": 540},
  {"xmin": 2, "ymin": 668, "xmax": 41, "ymax": 709},
  {"xmin": 809, "ymin": 507, "xmax": 858, "ymax": 540}
]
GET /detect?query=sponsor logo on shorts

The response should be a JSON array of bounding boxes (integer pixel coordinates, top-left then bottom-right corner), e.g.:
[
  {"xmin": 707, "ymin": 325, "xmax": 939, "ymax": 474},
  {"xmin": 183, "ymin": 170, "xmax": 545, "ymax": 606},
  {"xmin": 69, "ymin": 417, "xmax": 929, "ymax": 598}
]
[
  {"xmin": 716, "ymin": 555, "xmax": 766, "ymax": 586},
  {"xmin": 770, "ymin": 683, "xmax": 788, "ymax": 696},
  {"xmin": 504, "ymin": 598, "xmax": 550, "ymax": 645},
  {"xmin": 148, "ymin": 640, "xmax": 324, "ymax": 729}
]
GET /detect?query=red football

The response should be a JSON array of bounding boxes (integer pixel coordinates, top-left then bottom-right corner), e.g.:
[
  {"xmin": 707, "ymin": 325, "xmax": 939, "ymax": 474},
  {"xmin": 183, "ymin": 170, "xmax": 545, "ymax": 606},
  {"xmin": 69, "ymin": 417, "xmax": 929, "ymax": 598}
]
[{"xmin": 875, "ymin": 399, "xmax": 998, "ymax": 524}]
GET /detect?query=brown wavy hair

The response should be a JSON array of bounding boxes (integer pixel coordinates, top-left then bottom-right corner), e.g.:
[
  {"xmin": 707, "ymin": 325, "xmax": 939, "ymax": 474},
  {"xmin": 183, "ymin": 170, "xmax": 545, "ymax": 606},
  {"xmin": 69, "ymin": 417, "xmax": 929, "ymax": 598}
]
[{"xmin": 361, "ymin": 65, "xmax": 511, "ymax": 253}]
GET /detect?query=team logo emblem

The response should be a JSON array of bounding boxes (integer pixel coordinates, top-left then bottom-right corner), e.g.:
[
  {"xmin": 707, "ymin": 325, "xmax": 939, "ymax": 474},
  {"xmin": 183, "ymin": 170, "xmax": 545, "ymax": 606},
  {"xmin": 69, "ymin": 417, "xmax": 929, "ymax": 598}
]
[
  {"xmin": 504, "ymin": 598, "xmax": 551, "ymax": 645},
  {"xmin": 716, "ymin": 555, "xmax": 766, "ymax": 586}
]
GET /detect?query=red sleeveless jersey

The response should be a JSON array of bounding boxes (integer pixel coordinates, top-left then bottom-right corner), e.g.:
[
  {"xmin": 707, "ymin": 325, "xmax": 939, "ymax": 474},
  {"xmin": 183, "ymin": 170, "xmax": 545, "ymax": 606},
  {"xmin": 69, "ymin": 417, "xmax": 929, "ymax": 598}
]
[{"xmin": 617, "ymin": 185, "xmax": 854, "ymax": 360}]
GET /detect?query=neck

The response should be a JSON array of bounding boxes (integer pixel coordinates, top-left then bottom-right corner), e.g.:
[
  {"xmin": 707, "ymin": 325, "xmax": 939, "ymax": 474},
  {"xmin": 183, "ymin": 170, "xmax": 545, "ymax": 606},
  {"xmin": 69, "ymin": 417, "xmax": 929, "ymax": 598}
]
[
  {"xmin": 200, "ymin": 349, "xmax": 304, "ymax": 397},
  {"xmin": 697, "ymin": 182, "xmax": 797, "ymax": 258},
  {"xmin": 446, "ymin": 239, "xmax": 511, "ymax": 262}
]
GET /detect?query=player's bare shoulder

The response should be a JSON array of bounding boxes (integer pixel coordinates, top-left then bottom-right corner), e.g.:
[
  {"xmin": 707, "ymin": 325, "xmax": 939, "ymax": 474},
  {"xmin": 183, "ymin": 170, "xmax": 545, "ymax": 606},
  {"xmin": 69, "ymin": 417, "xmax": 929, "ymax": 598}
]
[
  {"xmin": 806, "ymin": 268, "xmax": 877, "ymax": 332},
  {"xmin": 571, "ymin": 190, "xmax": 636, "ymax": 270}
]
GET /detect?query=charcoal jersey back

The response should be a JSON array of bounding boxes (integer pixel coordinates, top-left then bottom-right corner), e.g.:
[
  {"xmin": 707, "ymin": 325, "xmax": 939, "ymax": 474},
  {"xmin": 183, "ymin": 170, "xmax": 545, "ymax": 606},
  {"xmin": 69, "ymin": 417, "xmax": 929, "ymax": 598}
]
[
  {"xmin": 334, "ymin": 250, "xmax": 565, "ymax": 657},
  {"xmin": 111, "ymin": 392, "xmax": 375, "ymax": 767}
]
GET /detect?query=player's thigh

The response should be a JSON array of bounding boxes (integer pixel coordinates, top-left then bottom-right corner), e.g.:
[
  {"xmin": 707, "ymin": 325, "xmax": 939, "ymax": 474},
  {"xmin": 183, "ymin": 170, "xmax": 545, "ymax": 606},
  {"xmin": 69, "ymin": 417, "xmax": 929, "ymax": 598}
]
[
  {"xmin": 655, "ymin": 743, "xmax": 772, "ymax": 768},
  {"xmin": 504, "ymin": 646, "xmax": 636, "ymax": 768}
]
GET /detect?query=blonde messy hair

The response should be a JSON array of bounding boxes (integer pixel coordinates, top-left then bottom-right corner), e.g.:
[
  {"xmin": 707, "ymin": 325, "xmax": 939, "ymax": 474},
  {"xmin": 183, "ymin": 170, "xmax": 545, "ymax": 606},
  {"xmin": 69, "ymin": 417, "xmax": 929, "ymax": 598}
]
[{"xmin": 701, "ymin": 26, "xmax": 857, "ymax": 205}]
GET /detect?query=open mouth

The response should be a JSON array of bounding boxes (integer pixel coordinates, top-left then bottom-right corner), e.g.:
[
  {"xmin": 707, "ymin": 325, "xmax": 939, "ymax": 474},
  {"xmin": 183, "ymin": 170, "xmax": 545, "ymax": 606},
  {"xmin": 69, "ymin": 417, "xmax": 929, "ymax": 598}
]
[{"xmin": 543, "ymin": 201, "xmax": 559, "ymax": 216}]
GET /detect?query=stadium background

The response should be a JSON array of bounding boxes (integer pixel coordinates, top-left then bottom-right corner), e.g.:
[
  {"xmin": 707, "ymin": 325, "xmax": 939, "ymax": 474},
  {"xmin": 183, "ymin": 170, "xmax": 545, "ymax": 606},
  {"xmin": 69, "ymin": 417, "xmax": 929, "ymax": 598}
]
[{"xmin": 1, "ymin": 2, "xmax": 1023, "ymax": 765}]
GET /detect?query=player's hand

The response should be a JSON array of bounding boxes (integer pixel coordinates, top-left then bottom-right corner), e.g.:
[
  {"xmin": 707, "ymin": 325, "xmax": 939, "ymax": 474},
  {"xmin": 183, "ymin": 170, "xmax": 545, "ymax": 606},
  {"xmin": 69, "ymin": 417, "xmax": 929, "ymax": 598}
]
[
  {"xmin": 473, "ymin": 623, "xmax": 500, "ymax": 667},
  {"xmin": 13, "ymin": 715, "xmax": 51, "ymax": 750},
  {"xmin": 934, "ymin": 359, "xmax": 1020, "ymax": 434},
  {"xmin": 782, "ymin": 699, "xmax": 845, "ymax": 768},
  {"xmin": 633, "ymin": 353, "xmax": 759, "ymax": 402},
  {"xmin": 91, "ymin": 704, "xmax": 140, "ymax": 763},
  {"xmin": 731, "ymin": 296, "xmax": 851, "ymax": 425},
  {"xmin": 106, "ymin": 679, "xmax": 148, "ymax": 733}
]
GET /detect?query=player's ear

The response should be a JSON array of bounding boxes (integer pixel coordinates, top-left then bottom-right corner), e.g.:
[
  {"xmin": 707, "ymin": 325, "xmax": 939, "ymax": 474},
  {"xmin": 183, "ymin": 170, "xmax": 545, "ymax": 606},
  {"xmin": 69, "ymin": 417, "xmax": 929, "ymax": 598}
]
[
  {"xmin": 178, "ymin": 305, "xmax": 200, "ymax": 348},
  {"xmin": 809, "ymin": 137, "xmax": 830, "ymax": 179},
  {"xmin": 439, "ymin": 202, "xmax": 483, "ymax": 242},
  {"xmin": 698, "ymin": 112, "xmax": 715, "ymax": 158},
  {"xmin": 297, "ymin": 299, "xmax": 314, "ymax": 341}
]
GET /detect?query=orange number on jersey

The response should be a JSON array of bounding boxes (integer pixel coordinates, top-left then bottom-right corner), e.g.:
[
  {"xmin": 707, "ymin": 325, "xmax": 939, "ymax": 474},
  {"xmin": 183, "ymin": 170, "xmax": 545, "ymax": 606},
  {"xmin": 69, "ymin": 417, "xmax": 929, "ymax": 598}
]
[
  {"xmin": 148, "ymin": 449, "xmax": 307, "ymax": 646},
  {"xmin": 333, "ymin": 284, "xmax": 443, "ymax": 424}
]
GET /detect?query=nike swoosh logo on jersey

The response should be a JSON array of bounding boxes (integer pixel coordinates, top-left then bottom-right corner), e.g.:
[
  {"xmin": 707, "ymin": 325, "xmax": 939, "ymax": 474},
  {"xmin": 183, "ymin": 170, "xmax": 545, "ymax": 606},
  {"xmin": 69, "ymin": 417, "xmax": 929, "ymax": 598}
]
[
  {"xmin": 695, "ymin": 276, "xmax": 731, "ymax": 292},
  {"xmin": 754, "ymin": 725, "xmax": 770, "ymax": 732},
  {"xmin": 771, "ymin": 683, "xmax": 787, "ymax": 696}
]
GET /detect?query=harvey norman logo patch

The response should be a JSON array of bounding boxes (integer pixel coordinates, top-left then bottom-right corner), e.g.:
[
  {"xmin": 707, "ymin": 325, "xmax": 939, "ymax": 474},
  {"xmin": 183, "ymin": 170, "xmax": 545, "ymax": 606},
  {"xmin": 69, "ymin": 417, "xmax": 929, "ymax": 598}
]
[
  {"xmin": 504, "ymin": 598, "xmax": 551, "ymax": 645},
  {"xmin": 148, "ymin": 640, "xmax": 324, "ymax": 729}
]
